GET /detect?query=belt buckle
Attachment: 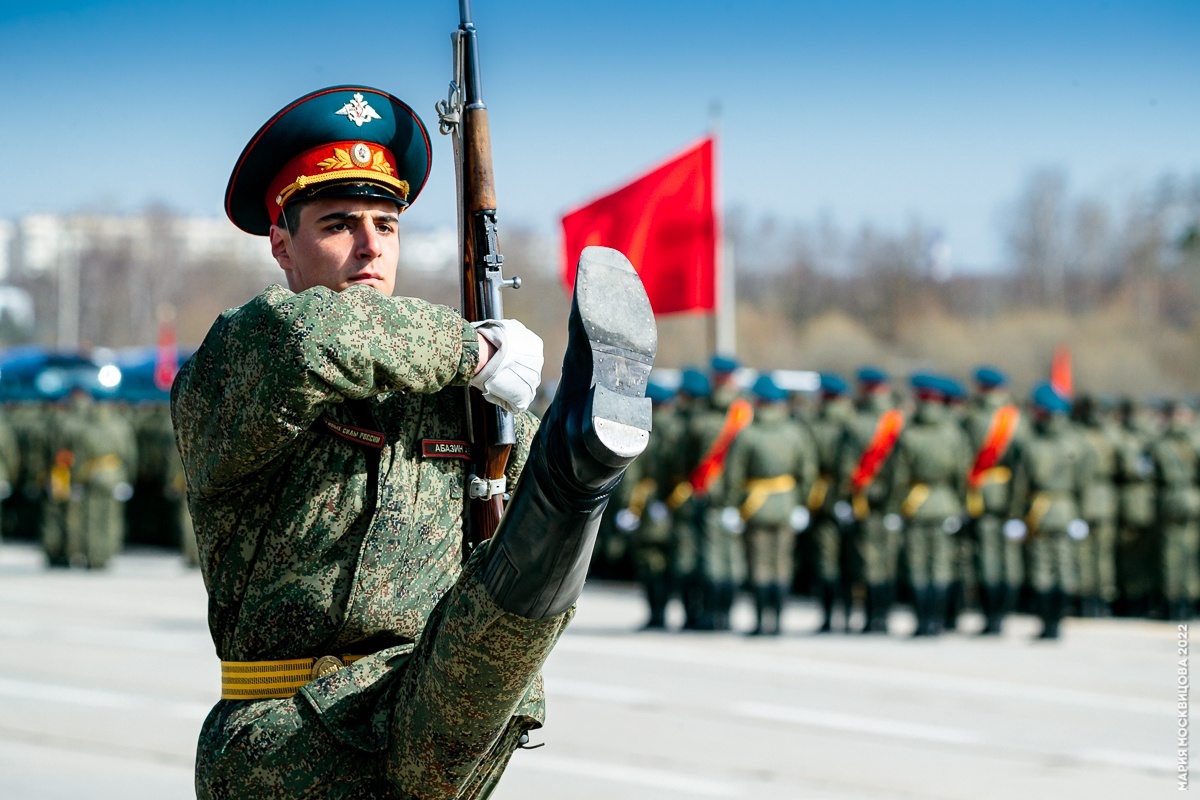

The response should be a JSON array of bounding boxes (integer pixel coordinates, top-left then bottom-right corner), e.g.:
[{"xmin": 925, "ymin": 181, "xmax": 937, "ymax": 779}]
[{"xmin": 311, "ymin": 655, "xmax": 345, "ymax": 680}]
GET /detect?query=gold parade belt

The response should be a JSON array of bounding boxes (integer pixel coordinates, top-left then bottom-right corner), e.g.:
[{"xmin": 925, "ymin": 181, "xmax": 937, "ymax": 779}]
[{"xmin": 220, "ymin": 654, "xmax": 366, "ymax": 700}]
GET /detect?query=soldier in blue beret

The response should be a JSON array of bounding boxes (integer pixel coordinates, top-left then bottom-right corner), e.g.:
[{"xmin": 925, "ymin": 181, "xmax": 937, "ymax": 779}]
[
  {"xmin": 973, "ymin": 366, "xmax": 1008, "ymax": 390},
  {"xmin": 174, "ymin": 85, "xmax": 659, "ymax": 797},
  {"xmin": 1006, "ymin": 382, "xmax": 1090, "ymax": 639},
  {"xmin": 806, "ymin": 372, "xmax": 856, "ymax": 632}
]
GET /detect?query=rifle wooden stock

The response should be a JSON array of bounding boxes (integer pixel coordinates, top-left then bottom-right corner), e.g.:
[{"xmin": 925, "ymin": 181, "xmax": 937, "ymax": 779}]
[{"xmin": 445, "ymin": 4, "xmax": 517, "ymax": 557}]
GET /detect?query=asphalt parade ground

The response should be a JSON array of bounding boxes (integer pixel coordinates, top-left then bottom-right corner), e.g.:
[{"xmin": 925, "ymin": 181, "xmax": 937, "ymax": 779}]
[{"xmin": 0, "ymin": 541, "xmax": 1175, "ymax": 799}]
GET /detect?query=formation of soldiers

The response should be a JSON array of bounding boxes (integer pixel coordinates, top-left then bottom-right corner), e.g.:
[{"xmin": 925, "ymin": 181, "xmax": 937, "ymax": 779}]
[
  {"xmin": 0, "ymin": 383, "xmax": 197, "ymax": 568},
  {"xmin": 614, "ymin": 357, "xmax": 1199, "ymax": 640}
]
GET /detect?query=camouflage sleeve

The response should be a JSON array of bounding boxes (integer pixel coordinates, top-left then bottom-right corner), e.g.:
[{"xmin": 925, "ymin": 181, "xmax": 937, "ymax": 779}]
[
  {"xmin": 795, "ymin": 424, "xmax": 819, "ymax": 502},
  {"xmin": 173, "ymin": 284, "xmax": 480, "ymax": 494}
]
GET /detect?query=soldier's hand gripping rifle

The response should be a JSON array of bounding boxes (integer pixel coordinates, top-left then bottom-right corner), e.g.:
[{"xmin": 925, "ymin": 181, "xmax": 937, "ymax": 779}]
[{"xmin": 437, "ymin": 0, "xmax": 522, "ymax": 558}]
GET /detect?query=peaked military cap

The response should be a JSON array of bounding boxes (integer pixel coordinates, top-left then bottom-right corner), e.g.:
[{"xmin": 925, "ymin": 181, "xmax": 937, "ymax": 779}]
[
  {"xmin": 710, "ymin": 354, "xmax": 740, "ymax": 374},
  {"xmin": 751, "ymin": 373, "xmax": 787, "ymax": 403},
  {"xmin": 680, "ymin": 368, "xmax": 711, "ymax": 398},
  {"xmin": 1031, "ymin": 382, "xmax": 1071, "ymax": 415},
  {"xmin": 226, "ymin": 85, "xmax": 432, "ymax": 236},
  {"xmin": 819, "ymin": 372, "xmax": 849, "ymax": 396},
  {"xmin": 857, "ymin": 366, "xmax": 889, "ymax": 385},
  {"xmin": 973, "ymin": 365, "xmax": 1008, "ymax": 388}
]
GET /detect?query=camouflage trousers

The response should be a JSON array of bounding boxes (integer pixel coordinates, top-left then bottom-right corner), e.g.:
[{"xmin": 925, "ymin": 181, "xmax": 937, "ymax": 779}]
[
  {"xmin": 1076, "ymin": 517, "xmax": 1118, "ymax": 602},
  {"xmin": 1161, "ymin": 521, "xmax": 1200, "ymax": 603},
  {"xmin": 196, "ymin": 548, "xmax": 574, "ymax": 800},
  {"xmin": 744, "ymin": 522, "xmax": 794, "ymax": 587},
  {"xmin": 903, "ymin": 521, "xmax": 952, "ymax": 590},
  {"xmin": 974, "ymin": 515, "xmax": 1024, "ymax": 589},
  {"xmin": 1027, "ymin": 529, "xmax": 1078, "ymax": 594},
  {"xmin": 854, "ymin": 512, "xmax": 902, "ymax": 586}
]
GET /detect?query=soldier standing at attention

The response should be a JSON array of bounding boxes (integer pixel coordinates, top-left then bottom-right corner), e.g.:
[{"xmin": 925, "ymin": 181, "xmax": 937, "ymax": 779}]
[
  {"xmin": 890, "ymin": 375, "xmax": 971, "ymax": 637},
  {"xmin": 1150, "ymin": 401, "xmax": 1200, "ymax": 621},
  {"xmin": 962, "ymin": 367, "xmax": 1024, "ymax": 635},
  {"xmin": 172, "ymin": 85, "xmax": 657, "ymax": 798},
  {"xmin": 1072, "ymin": 395, "xmax": 1121, "ymax": 617},
  {"xmin": 840, "ymin": 366, "xmax": 905, "ymax": 634},
  {"xmin": 716, "ymin": 374, "xmax": 818, "ymax": 635},
  {"xmin": 618, "ymin": 381, "xmax": 683, "ymax": 630},
  {"xmin": 1113, "ymin": 398, "xmax": 1159, "ymax": 617},
  {"xmin": 682, "ymin": 355, "xmax": 753, "ymax": 631},
  {"xmin": 75, "ymin": 392, "xmax": 137, "ymax": 569},
  {"xmin": 1007, "ymin": 383, "xmax": 1092, "ymax": 640},
  {"xmin": 664, "ymin": 367, "xmax": 714, "ymax": 630},
  {"xmin": 806, "ymin": 372, "xmax": 856, "ymax": 633}
]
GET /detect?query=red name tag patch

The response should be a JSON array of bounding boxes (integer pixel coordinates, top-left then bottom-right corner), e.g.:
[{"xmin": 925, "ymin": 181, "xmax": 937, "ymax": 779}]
[
  {"xmin": 422, "ymin": 439, "xmax": 471, "ymax": 459},
  {"xmin": 323, "ymin": 418, "xmax": 385, "ymax": 450}
]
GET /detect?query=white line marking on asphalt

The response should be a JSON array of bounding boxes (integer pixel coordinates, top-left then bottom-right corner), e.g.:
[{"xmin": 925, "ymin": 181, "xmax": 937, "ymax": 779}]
[
  {"xmin": 517, "ymin": 753, "xmax": 742, "ymax": 796},
  {"xmin": 0, "ymin": 677, "xmax": 211, "ymax": 721},
  {"xmin": 555, "ymin": 637, "xmax": 1160, "ymax": 715},
  {"xmin": 734, "ymin": 701, "xmax": 984, "ymax": 745},
  {"xmin": 1074, "ymin": 748, "xmax": 1177, "ymax": 774},
  {"xmin": 548, "ymin": 679, "xmax": 663, "ymax": 705}
]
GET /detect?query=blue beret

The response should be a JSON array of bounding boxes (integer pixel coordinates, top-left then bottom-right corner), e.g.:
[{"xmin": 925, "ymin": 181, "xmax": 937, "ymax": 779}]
[
  {"xmin": 857, "ymin": 366, "xmax": 889, "ymax": 385},
  {"xmin": 646, "ymin": 382, "xmax": 675, "ymax": 404},
  {"xmin": 680, "ymin": 368, "xmax": 711, "ymax": 398},
  {"xmin": 819, "ymin": 372, "xmax": 848, "ymax": 396},
  {"xmin": 1031, "ymin": 382, "xmax": 1071, "ymax": 414},
  {"xmin": 752, "ymin": 374, "xmax": 788, "ymax": 403},
  {"xmin": 710, "ymin": 354, "xmax": 740, "ymax": 374},
  {"xmin": 942, "ymin": 377, "xmax": 967, "ymax": 401},
  {"xmin": 973, "ymin": 365, "xmax": 1007, "ymax": 388}
]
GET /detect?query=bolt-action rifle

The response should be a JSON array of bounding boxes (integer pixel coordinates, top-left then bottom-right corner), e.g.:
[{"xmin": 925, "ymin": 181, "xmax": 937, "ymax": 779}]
[{"xmin": 436, "ymin": 0, "xmax": 522, "ymax": 559}]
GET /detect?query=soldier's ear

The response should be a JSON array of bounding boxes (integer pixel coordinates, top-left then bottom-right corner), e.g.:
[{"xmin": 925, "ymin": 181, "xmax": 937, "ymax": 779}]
[{"xmin": 269, "ymin": 225, "xmax": 294, "ymax": 273}]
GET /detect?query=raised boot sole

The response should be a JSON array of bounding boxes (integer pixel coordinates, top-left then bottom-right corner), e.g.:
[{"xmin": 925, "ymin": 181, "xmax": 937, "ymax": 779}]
[{"xmin": 573, "ymin": 246, "xmax": 658, "ymax": 467}]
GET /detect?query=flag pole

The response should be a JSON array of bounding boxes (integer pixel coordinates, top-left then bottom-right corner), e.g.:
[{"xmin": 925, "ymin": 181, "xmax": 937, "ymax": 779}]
[{"xmin": 710, "ymin": 100, "xmax": 736, "ymax": 359}]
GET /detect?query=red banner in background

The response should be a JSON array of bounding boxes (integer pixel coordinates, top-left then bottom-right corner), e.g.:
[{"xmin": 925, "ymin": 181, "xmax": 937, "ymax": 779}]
[
  {"xmin": 154, "ymin": 313, "xmax": 179, "ymax": 391},
  {"xmin": 1050, "ymin": 344, "xmax": 1073, "ymax": 399},
  {"xmin": 561, "ymin": 137, "xmax": 716, "ymax": 315}
]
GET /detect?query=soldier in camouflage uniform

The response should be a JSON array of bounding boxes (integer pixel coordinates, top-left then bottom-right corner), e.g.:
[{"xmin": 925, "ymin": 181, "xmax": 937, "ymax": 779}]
[
  {"xmin": 677, "ymin": 355, "xmax": 752, "ymax": 631},
  {"xmin": 962, "ymin": 367, "xmax": 1025, "ymax": 634},
  {"xmin": 805, "ymin": 373, "xmax": 856, "ymax": 633},
  {"xmin": 1007, "ymin": 384, "xmax": 1093, "ymax": 640},
  {"xmin": 715, "ymin": 374, "xmax": 817, "ymax": 635},
  {"xmin": 617, "ymin": 382, "xmax": 682, "ymax": 630},
  {"xmin": 889, "ymin": 375, "xmax": 972, "ymax": 637},
  {"xmin": 663, "ymin": 368, "xmax": 713, "ymax": 630},
  {"xmin": 1072, "ymin": 395, "xmax": 1121, "ymax": 617},
  {"xmin": 42, "ymin": 389, "xmax": 88, "ymax": 567},
  {"xmin": 0, "ymin": 405, "xmax": 19, "ymax": 539},
  {"xmin": 839, "ymin": 366, "xmax": 904, "ymax": 634},
  {"xmin": 74, "ymin": 394, "xmax": 137, "ymax": 569},
  {"xmin": 1150, "ymin": 401, "xmax": 1200, "ymax": 621},
  {"xmin": 173, "ymin": 85, "xmax": 657, "ymax": 799},
  {"xmin": 6, "ymin": 397, "xmax": 47, "ymax": 541},
  {"xmin": 1113, "ymin": 398, "xmax": 1159, "ymax": 617}
]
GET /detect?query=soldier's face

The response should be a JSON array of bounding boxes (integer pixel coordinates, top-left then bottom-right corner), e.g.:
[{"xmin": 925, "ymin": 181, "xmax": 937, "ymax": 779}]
[{"xmin": 270, "ymin": 197, "xmax": 401, "ymax": 295}]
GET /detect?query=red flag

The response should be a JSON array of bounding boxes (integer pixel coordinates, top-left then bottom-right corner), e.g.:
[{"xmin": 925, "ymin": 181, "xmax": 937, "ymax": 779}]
[
  {"xmin": 1050, "ymin": 344, "xmax": 1072, "ymax": 399},
  {"xmin": 154, "ymin": 312, "xmax": 179, "ymax": 391},
  {"xmin": 561, "ymin": 137, "xmax": 716, "ymax": 315}
]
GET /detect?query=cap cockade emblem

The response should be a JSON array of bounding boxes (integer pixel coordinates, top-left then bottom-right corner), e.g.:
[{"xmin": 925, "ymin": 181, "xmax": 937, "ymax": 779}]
[{"xmin": 336, "ymin": 93, "xmax": 382, "ymax": 127}]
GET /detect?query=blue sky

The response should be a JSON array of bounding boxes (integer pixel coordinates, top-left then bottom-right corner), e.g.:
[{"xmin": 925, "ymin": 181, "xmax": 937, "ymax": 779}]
[{"xmin": 0, "ymin": 0, "xmax": 1196, "ymax": 270}]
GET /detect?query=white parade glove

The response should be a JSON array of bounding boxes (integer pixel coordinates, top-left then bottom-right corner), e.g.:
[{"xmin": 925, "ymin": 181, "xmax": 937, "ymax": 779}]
[
  {"xmin": 1067, "ymin": 518, "xmax": 1090, "ymax": 541},
  {"xmin": 648, "ymin": 501, "xmax": 669, "ymax": 523},
  {"xmin": 943, "ymin": 516, "xmax": 963, "ymax": 535},
  {"xmin": 883, "ymin": 513, "xmax": 904, "ymax": 532},
  {"xmin": 833, "ymin": 500, "xmax": 854, "ymax": 524},
  {"xmin": 615, "ymin": 508, "xmax": 640, "ymax": 532},
  {"xmin": 113, "ymin": 482, "xmax": 134, "ymax": 502},
  {"xmin": 470, "ymin": 319, "xmax": 544, "ymax": 414},
  {"xmin": 720, "ymin": 506, "xmax": 745, "ymax": 535},
  {"xmin": 790, "ymin": 505, "xmax": 811, "ymax": 532},
  {"xmin": 0, "ymin": 480, "xmax": 10, "ymax": 501},
  {"xmin": 1003, "ymin": 519, "xmax": 1028, "ymax": 542}
]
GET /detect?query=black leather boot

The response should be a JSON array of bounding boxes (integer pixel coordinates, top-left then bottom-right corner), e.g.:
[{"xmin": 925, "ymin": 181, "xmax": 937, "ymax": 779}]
[
  {"xmin": 482, "ymin": 247, "xmax": 657, "ymax": 619},
  {"xmin": 818, "ymin": 581, "xmax": 836, "ymax": 633},
  {"xmin": 749, "ymin": 585, "xmax": 769, "ymax": 635},
  {"xmin": 1037, "ymin": 589, "xmax": 1064, "ymax": 640},
  {"xmin": 930, "ymin": 584, "xmax": 948, "ymax": 636}
]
